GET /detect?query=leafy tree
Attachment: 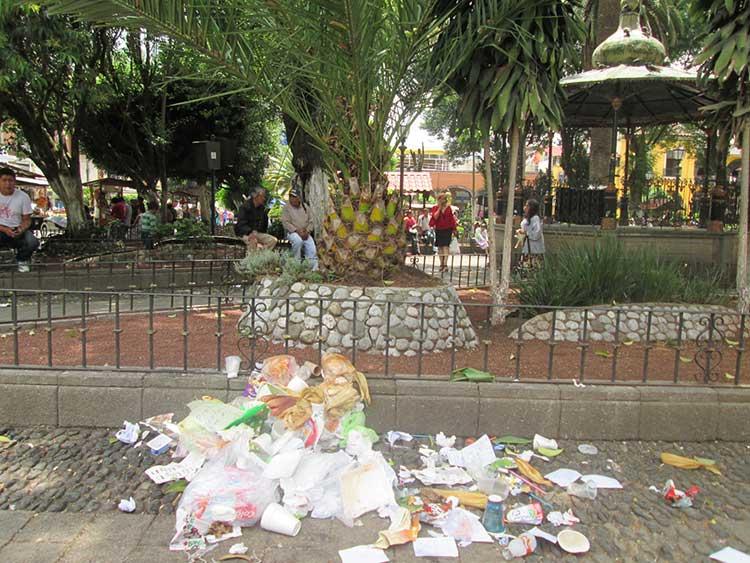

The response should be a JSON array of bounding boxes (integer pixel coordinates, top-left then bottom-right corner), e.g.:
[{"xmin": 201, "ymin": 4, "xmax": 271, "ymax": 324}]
[
  {"xmin": 0, "ymin": 5, "xmax": 112, "ymax": 230},
  {"xmin": 695, "ymin": 0, "xmax": 750, "ymax": 311},
  {"xmin": 34, "ymin": 0, "xmax": 482, "ymax": 277},
  {"xmin": 433, "ymin": 0, "xmax": 583, "ymax": 322},
  {"xmin": 81, "ymin": 37, "xmax": 277, "ymax": 215}
]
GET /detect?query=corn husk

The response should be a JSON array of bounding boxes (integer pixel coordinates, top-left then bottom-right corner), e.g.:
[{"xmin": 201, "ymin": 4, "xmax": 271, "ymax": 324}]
[
  {"xmin": 423, "ymin": 488, "xmax": 488, "ymax": 509},
  {"xmin": 514, "ymin": 457, "xmax": 552, "ymax": 487},
  {"xmin": 660, "ymin": 452, "xmax": 722, "ymax": 475}
]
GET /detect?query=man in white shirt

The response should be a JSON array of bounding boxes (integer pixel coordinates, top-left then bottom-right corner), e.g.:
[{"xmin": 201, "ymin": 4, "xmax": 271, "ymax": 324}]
[
  {"xmin": 281, "ymin": 187, "xmax": 318, "ymax": 270},
  {"xmin": 0, "ymin": 168, "xmax": 39, "ymax": 272}
]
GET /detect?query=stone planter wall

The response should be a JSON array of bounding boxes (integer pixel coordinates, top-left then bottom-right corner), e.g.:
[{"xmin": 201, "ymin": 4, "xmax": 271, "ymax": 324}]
[
  {"xmin": 241, "ymin": 280, "xmax": 479, "ymax": 356},
  {"xmin": 512, "ymin": 304, "xmax": 746, "ymax": 343}
]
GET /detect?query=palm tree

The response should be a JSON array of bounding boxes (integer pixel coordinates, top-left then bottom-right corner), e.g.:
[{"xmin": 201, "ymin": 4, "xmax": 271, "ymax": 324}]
[
  {"xmin": 695, "ymin": 0, "xmax": 750, "ymax": 312},
  {"xmin": 32, "ymin": 0, "xmax": 479, "ymax": 276},
  {"xmin": 433, "ymin": 0, "xmax": 583, "ymax": 322}
]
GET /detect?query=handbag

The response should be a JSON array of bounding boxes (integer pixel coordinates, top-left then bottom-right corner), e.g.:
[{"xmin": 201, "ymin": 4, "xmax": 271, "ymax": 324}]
[{"xmin": 449, "ymin": 238, "xmax": 461, "ymax": 255}]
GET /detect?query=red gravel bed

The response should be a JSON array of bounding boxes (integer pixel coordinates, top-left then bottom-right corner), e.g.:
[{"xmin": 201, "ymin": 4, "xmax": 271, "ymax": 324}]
[{"xmin": 1, "ymin": 304, "xmax": 746, "ymax": 385}]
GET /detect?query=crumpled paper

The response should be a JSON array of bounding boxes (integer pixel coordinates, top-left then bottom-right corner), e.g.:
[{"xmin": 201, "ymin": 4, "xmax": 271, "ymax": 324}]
[{"xmin": 118, "ymin": 497, "xmax": 136, "ymax": 513}]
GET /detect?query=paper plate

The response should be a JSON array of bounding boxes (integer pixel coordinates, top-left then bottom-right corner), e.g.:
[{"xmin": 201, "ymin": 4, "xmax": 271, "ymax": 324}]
[{"xmin": 557, "ymin": 530, "xmax": 590, "ymax": 554}]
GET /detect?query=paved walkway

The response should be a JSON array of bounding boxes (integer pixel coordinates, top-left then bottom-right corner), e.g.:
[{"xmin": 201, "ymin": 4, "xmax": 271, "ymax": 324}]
[{"xmin": 1, "ymin": 428, "xmax": 749, "ymax": 561}]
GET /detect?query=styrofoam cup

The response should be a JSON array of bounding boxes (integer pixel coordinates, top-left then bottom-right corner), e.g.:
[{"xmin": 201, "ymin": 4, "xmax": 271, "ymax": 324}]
[
  {"xmin": 260, "ymin": 503, "xmax": 301, "ymax": 536},
  {"xmin": 287, "ymin": 376, "xmax": 309, "ymax": 393},
  {"xmin": 225, "ymin": 355, "xmax": 241, "ymax": 378}
]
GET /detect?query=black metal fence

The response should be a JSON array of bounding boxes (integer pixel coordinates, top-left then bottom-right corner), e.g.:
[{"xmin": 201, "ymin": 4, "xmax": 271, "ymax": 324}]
[
  {"xmin": 0, "ymin": 288, "xmax": 745, "ymax": 386},
  {"xmin": 495, "ymin": 177, "xmax": 742, "ymax": 228}
]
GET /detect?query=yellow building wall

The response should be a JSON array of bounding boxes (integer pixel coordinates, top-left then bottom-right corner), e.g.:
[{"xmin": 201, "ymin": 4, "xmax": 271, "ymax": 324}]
[{"xmin": 615, "ymin": 138, "xmax": 701, "ymax": 215}]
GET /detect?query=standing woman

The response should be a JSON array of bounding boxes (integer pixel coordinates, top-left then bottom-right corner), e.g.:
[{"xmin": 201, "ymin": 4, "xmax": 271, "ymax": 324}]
[
  {"xmin": 519, "ymin": 199, "xmax": 545, "ymax": 267},
  {"xmin": 429, "ymin": 192, "xmax": 457, "ymax": 272}
]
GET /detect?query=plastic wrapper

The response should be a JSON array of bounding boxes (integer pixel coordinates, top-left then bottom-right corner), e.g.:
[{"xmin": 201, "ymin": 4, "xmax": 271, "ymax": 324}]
[
  {"xmin": 505, "ymin": 502, "xmax": 544, "ymax": 525},
  {"xmin": 261, "ymin": 355, "xmax": 299, "ymax": 386}
]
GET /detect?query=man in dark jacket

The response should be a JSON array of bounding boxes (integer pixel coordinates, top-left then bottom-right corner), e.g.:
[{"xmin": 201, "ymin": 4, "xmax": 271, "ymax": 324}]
[{"xmin": 234, "ymin": 187, "xmax": 277, "ymax": 250}]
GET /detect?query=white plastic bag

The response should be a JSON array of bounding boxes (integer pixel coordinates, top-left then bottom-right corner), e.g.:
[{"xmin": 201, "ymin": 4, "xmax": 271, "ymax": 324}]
[
  {"xmin": 449, "ymin": 238, "xmax": 461, "ymax": 255},
  {"xmin": 173, "ymin": 459, "xmax": 278, "ymax": 541}
]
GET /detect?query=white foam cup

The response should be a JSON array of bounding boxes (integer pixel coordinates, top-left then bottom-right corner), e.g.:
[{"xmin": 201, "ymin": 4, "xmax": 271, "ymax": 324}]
[
  {"xmin": 225, "ymin": 355, "xmax": 241, "ymax": 378},
  {"xmin": 287, "ymin": 376, "xmax": 309, "ymax": 393},
  {"xmin": 260, "ymin": 503, "xmax": 301, "ymax": 536}
]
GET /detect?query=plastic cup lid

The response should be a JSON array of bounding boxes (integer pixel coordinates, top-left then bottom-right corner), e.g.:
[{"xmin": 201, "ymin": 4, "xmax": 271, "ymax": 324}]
[
  {"xmin": 557, "ymin": 529, "xmax": 590, "ymax": 554},
  {"xmin": 488, "ymin": 495, "xmax": 504, "ymax": 503}
]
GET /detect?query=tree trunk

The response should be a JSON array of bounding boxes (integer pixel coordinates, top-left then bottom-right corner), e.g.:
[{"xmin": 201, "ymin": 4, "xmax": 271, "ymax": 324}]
[
  {"xmin": 587, "ymin": 0, "xmax": 621, "ymax": 187},
  {"xmin": 159, "ymin": 79, "xmax": 170, "ymax": 222},
  {"xmin": 738, "ymin": 123, "xmax": 750, "ymax": 313},
  {"xmin": 495, "ymin": 124, "xmax": 521, "ymax": 325},
  {"xmin": 484, "ymin": 137, "xmax": 499, "ymax": 321},
  {"xmin": 283, "ymin": 113, "xmax": 327, "ymax": 234},
  {"xmin": 49, "ymin": 172, "xmax": 86, "ymax": 231}
]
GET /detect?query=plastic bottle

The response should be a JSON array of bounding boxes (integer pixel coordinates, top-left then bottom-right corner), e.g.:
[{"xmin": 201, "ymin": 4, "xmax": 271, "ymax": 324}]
[
  {"xmin": 481, "ymin": 495, "xmax": 505, "ymax": 533},
  {"xmin": 502, "ymin": 534, "xmax": 537, "ymax": 560},
  {"xmin": 567, "ymin": 480, "xmax": 598, "ymax": 499}
]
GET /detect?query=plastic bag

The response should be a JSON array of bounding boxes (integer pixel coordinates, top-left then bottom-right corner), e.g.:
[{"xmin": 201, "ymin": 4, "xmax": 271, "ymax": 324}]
[
  {"xmin": 261, "ymin": 355, "xmax": 299, "ymax": 386},
  {"xmin": 174, "ymin": 459, "xmax": 278, "ymax": 539},
  {"xmin": 449, "ymin": 238, "xmax": 461, "ymax": 255}
]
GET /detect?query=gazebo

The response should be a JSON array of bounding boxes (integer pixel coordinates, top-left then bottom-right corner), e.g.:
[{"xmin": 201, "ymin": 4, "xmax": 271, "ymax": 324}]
[{"xmin": 561, "ymin": 0, "xmax": 716, "ymax": 224}]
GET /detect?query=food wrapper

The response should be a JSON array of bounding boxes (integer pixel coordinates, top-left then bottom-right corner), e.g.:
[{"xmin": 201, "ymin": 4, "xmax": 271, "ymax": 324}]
[{"xmin": 505, "ymin": 502, "xmax": 544, "ymax": 525}]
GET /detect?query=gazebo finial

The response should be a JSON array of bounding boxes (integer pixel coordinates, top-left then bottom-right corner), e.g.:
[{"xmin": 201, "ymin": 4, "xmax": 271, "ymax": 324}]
[{"xmin": 592, "ymin": 0, "xmax": 666, "ymax": 68}]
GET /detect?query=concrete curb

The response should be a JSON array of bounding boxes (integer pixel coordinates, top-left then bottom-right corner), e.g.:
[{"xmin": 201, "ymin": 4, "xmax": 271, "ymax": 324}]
[{"xmin": 0, "ymin": 369, "xmax": 748, "ymax": 441}]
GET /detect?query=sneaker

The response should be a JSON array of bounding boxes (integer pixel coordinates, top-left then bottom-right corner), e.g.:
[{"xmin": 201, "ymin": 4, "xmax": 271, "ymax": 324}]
[{"xmin": 17, "ymin": 261, "xmax": 30, "ymax": 273}]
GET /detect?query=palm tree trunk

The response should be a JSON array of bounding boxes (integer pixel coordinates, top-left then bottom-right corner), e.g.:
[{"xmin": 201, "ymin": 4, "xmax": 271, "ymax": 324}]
[
  {"xmin": 738, "ymin": 123, "xmax": 750, "ymax": 313},
  {"xmin": 495, "ymin": 124, "xmax": 521, "ymax": 324},
  {"xmin": 484, "ymin": 136, "xmax": 499, "ymax": 320}
]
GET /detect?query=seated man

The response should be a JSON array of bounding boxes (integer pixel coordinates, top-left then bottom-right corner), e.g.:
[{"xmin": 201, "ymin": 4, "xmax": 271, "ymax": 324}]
[
  {"xmin": 234, "ymin": 187, "xmax": 277, "ymax": 251},
  {"xmin": 281, "ymin": 187, "xmax": 318, "ymax": 270},
  {"xmin": 0, "ymin": 167, "xmax": 40, "ymax": 272}
]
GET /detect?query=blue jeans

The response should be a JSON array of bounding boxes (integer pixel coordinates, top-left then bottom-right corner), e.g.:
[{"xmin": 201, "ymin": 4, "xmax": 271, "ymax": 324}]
[
  {"xmin": 0, "ymin": 230, "xmax": 39, "ymax": 261},
  {"xmin": 288, "ymin": 232, "xmax": 318, "ymax": 270}
]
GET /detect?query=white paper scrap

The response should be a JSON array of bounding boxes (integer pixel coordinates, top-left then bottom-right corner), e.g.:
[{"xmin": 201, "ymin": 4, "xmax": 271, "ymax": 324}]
[
  {"xmin": 228, "ymin": 543, "xmax": 249, "ymax": 555},
  {"xmin": 413, "ymin": 537, "xmax": 459, "ymax": 558},
  {"xmin": 340, "ymin": 460, "xmax": 396, "ymax": 519},
  {"xmin": 527, "ymin": 527, "xmax": 558, "ymax": 544},
  {"xmin": 709, "ymin": 546, "xmax": 750, "ymax": 563},
  {"xmin": 412, "ymin": 466, "xmax": 473, "ymax": 486},
  {"xmin": 118, "ymin": 497, "xmax": 136, "ymax": 513},
  {"xmin": 145, "ymin": 452, "xmax": 206, "ymax": 484},
  {"xmin": 435, "ymin": 432, "xmax": 456, "ymax": 449},
  {"xmin": 533, "ymin": 434, "xmax": 558, "ymax": 451},
  {"xmin": 710, "ymin": 547, "xmax": 750, "ymax": 563},
  {"xmin": 339, "ymin": 545, "xmax": 390, "ymax": 563},
  {"xmin": 581, "ymin": 474, "xmax": 623, "ymax": 489},
  {"xmin": 457, "ymin": 435, "xmax": 496, "ymax": 469},
  {"xmin": 386, "ymin": 431, "xmax": 413, "ymax": 447},
  {"xmin": 544, "ymin": 468, "xmax": 582, "ymax": 488}
]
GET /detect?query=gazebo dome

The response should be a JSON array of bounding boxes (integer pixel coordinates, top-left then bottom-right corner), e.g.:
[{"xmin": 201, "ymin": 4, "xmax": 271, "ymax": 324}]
[{"xmin": 592, "ymin": 0, "xmax": 666, "ymax": 68}]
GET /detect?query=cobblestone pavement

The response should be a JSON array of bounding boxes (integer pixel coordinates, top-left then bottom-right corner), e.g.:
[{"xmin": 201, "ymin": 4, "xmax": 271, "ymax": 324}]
[{"xmin": 0, "ymin": 426, "xmax": 749, "ymax": 562}]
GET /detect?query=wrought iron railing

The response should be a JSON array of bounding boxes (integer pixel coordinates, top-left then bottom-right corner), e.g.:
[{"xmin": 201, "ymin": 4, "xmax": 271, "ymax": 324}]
[{"xmin": 0, "ymin": 288, "xmax": 745, "ymax": 385}]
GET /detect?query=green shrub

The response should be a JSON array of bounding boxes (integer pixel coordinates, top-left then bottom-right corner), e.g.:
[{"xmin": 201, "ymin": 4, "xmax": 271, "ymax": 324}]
[
  {"xmin": 173, "ymin": 219, "xmax": 209, "ymax": 241},
  {"xmin": 518, "ymin": 236, "xmax": 729, "ymax": 308},
  {"xmin": 236, "ymin": 250, "xmax": 324, "ymax": 287}
]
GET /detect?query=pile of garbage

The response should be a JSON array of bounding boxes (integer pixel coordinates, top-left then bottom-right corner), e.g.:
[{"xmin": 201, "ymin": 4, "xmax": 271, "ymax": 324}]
[{"xmin": 115, "ymin": 352, "xmax": 628, "ymax": 560}]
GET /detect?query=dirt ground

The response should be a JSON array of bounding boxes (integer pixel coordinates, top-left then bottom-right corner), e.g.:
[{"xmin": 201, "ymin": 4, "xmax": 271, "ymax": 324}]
[{"xmin": 1, "ymin": 289, "xmax": 746, "ymax": 384}]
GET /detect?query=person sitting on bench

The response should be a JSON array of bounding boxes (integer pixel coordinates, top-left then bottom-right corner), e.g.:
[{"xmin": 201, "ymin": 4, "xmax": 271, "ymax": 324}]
[
  {"xmin": 281, "ymin": 187, "xmax": 318, "ymax": 270},
  {"xmin": 234, "ymin": 187, "xmax": 277, "ymax": 251},
  {"xmin": 0, "ymin": 167, "xmax": 39, "ymax": 272}
]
